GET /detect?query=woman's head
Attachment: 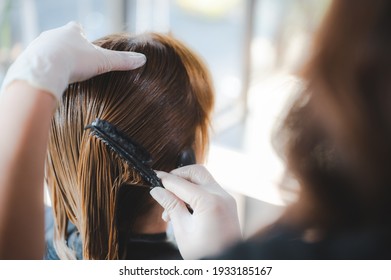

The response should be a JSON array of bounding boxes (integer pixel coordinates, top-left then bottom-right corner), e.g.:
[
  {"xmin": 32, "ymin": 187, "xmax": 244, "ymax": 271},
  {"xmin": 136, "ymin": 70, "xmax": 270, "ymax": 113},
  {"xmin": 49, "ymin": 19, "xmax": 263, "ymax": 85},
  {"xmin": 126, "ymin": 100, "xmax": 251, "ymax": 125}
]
[
  {"xmin": 46, "ymin": 33, "xmax": 214, "ymax": 259},
  {"xmin": 278, "ymin": 0, "xmax": 391, "ymax": 231}
]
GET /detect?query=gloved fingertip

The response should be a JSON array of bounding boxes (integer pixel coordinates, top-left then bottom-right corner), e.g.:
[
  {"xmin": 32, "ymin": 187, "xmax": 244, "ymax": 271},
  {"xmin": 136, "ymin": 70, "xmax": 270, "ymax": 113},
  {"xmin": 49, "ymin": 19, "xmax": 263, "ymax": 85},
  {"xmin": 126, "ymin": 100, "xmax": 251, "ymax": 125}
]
[
  {"xmin": 128, "ymin": 51, "xmax": 146, "ymax": 58},
  {"xmin": 150, "ymin": 187, "xmax": 166, "ymax": 203},
  {"xmin": 155, "ymin": 170, "xmax": 167, "ymax": 179},
  {"xmin": 162, "ymin": 210, "xmax": 170, "ymax": 222},
  {"xmin": 128, "ymin": 53, "xmax": 146, "ymax": 69}
]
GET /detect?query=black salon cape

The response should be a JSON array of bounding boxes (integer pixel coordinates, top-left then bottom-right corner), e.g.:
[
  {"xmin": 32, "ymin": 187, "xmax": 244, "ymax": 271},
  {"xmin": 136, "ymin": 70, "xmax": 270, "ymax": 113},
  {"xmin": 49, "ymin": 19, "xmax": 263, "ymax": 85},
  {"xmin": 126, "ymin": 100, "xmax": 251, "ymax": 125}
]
[
  {"xmin": 214, "ymin": 223, "xmax": 391, "ymax": 260},
  {"xmin": 44, "ymin": 207, "xmax": 182, "ymax": 260}
]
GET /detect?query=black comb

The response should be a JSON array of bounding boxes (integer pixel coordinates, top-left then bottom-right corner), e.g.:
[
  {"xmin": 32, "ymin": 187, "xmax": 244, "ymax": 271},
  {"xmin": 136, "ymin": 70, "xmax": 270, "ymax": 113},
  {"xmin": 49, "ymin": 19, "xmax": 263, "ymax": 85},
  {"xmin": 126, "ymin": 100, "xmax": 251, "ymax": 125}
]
[{"xmin": 84, "ymin": 118, "xmax": 164, "ymax": 189}]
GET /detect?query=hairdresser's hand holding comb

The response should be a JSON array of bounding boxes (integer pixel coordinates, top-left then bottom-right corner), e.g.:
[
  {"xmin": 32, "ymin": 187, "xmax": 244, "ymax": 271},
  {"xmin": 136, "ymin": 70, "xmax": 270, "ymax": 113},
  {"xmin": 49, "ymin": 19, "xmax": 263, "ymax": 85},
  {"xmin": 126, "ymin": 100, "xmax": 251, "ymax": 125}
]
[
  {"xmin": 0, "ymin": 21, "xmax": 146, "ymax": 100},
  {"xmin": 151, "ymin": 165, "xmax": 242, "ymax": 260}
]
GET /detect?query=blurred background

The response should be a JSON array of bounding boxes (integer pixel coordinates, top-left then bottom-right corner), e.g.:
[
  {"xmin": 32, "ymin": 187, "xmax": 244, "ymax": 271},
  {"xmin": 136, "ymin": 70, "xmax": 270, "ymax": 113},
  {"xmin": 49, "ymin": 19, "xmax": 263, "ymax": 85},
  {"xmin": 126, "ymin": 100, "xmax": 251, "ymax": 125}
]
[{"xmin": 0, "ymin": 0, "xmax": 331, "ymax": 237}]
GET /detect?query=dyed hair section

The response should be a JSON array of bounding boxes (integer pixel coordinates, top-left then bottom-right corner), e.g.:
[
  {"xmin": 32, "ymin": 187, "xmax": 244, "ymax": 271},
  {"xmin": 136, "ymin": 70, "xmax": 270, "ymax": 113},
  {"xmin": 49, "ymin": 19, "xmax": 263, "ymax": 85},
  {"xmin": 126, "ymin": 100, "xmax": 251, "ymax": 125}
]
[{"xmin": 46, "ymin": 33, "xmax": 214, "ymax": 259}]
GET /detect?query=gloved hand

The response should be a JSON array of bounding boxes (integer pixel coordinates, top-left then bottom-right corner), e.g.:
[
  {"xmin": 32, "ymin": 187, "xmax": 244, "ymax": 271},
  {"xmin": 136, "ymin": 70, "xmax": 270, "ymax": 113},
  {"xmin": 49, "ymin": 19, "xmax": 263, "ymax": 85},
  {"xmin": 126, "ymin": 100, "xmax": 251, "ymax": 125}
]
[
  {"xmin": 150, "ymin": 165, "xmax": 242, "ymax": 259},
  {"xmin": 0, "ymin": 22, "xmax": 146, "ymax": 100}
]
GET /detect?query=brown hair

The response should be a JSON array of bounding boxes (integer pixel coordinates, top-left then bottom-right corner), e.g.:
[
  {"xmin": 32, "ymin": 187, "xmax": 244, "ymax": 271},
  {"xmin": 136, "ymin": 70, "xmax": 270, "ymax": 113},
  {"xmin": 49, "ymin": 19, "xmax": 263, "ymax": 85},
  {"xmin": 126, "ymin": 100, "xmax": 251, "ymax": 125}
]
[
  {"xmin": 277, "ymin": 0, "xmax": 391, "ymax": 233},
  {"xmin": 45, "ymin": 33, "xmax": 214, "ymax": 259}
]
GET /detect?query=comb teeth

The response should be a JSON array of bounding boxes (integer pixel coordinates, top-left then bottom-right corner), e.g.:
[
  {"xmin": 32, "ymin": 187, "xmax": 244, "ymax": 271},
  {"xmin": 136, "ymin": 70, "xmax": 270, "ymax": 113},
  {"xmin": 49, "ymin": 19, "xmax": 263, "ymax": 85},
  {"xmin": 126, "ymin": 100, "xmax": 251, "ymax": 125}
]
[{"xmin": 84, "ymin": 118, "xmax": 164, "ymax": 189}]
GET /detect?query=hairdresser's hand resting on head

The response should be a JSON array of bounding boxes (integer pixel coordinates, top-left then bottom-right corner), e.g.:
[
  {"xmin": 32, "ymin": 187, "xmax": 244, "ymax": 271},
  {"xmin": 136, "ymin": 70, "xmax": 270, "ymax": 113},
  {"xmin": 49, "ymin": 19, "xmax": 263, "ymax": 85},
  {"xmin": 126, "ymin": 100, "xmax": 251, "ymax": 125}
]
[
  {"xmin": 0, "ymin": 22, "xmax": 145, "ymax": 259},
  {"xmin": 0, "ymin": 21, "xmax": 146, "ymax": 99},
  {"xmin": 151, "ymin": 165, "xmax": 242, "ymax": 260}
]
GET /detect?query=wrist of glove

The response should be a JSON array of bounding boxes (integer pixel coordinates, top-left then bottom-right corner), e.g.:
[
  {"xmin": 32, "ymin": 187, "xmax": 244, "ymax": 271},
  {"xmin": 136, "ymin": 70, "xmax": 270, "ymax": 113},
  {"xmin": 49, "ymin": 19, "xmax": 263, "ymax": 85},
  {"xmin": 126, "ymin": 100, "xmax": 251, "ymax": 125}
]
[{"xmin": 0, "ymin": 22, "xmax": 146, "ymax": 100}]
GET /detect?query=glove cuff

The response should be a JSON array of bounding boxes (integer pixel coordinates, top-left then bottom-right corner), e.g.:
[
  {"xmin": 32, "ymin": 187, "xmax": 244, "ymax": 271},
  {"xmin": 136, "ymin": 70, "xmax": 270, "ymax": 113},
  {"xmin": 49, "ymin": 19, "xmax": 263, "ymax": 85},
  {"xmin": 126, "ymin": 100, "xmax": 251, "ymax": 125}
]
[{"xmin": 1, "ymin": 53, "xmax": 69, "ymax": 100}]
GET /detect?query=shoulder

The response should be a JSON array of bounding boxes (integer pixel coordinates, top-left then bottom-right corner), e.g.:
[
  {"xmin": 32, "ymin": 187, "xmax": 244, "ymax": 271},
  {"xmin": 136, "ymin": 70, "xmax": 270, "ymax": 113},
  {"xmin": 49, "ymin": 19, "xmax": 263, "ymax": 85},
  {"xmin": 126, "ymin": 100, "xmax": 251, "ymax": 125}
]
[
  {"xmin": 216, "ymin": 223, "xmax": 391, "ymax": 260},
  {"xmin": 217, "ymin": 223, "xmax": 313, "ymax": 260}
]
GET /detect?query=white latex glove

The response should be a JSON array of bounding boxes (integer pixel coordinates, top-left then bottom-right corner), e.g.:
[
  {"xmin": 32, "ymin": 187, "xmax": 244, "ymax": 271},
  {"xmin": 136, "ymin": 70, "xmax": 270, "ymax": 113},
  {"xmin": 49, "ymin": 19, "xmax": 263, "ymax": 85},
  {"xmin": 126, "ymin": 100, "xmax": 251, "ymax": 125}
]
[
  {"xmin": 0, "ymin": 22, "xmax": 146, "ymax": 100},
  {"xmin": 150, "ymin": 165, "xmax": 242, "ymax": 259}
]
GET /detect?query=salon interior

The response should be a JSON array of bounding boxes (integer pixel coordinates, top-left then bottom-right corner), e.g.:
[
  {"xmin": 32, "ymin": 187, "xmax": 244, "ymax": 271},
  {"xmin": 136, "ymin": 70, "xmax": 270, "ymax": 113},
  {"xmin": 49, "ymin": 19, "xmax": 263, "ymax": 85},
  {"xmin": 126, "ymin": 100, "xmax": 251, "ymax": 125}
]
[{"xmin": 0, "ymin": 0, "xmax": 331, "ymax": 238}]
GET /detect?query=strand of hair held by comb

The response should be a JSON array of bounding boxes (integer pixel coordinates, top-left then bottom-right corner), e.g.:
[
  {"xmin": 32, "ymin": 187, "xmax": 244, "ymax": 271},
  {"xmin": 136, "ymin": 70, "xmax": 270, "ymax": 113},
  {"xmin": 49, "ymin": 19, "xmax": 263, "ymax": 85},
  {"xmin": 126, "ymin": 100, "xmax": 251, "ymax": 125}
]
[{"xmin": 84, "ymin": 118, "xmax": 164, "ymax": 189}]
